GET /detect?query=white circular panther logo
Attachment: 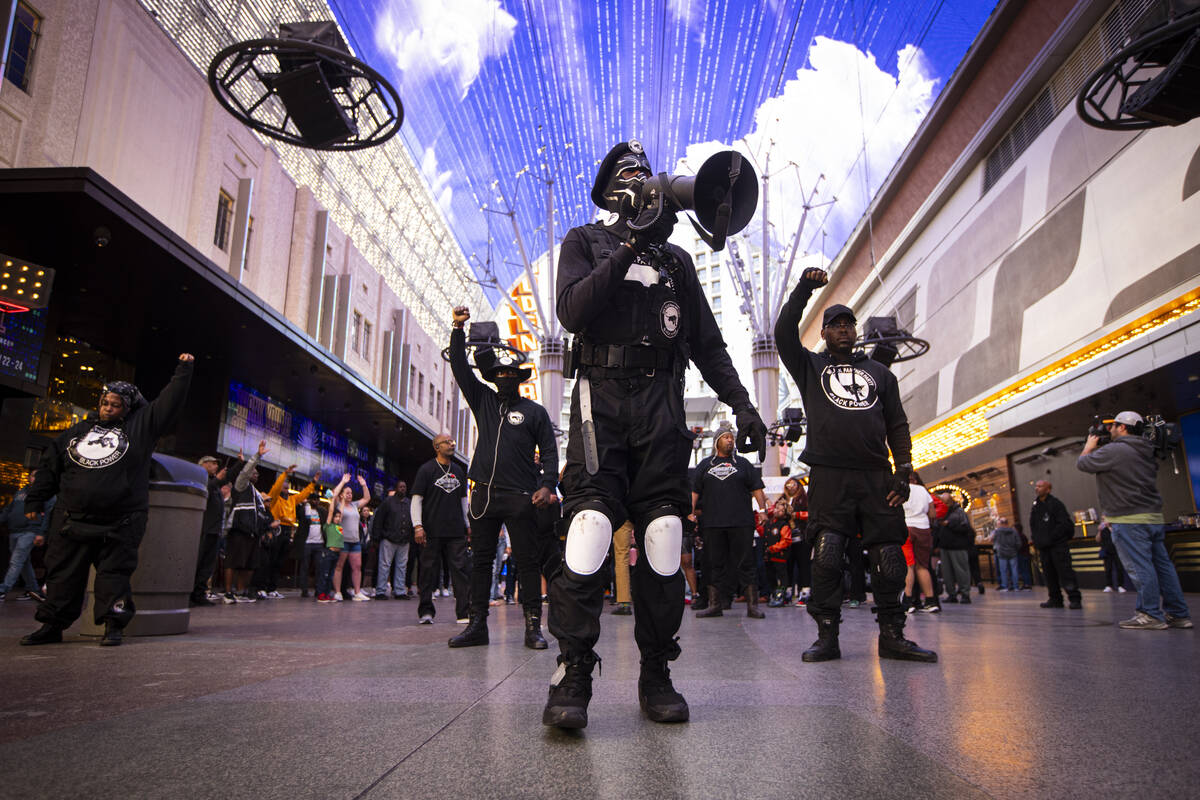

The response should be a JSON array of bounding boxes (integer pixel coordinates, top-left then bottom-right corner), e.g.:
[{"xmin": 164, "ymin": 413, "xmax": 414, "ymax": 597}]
[
  {"xmin": 819, "ymin": 365, "xmax": 878, "ymax": 410},
  {"xmin": 660, "ymin": 301, "xmax": 681, "ymax": 339},
  {"xmin": 67, "ymin": 425, "xmax": 130, "ymax": 469},
  {"xmin": 506, "ymin": 410, "xmax": 525, "ymax": 426}
]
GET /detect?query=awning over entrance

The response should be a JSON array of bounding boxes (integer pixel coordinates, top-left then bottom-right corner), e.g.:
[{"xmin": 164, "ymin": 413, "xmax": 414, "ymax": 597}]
[
  {"xmin": 986, "ymin": 313, "xmax": 1200, "ymax": 439},
  {"xmin": 0, "ymin": 167, "xmax": 443, "ymax": 473}
]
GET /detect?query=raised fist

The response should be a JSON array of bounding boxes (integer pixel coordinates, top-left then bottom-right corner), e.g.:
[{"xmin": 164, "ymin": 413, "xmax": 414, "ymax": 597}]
[
  {"xmin": 453, "ymin": 306, "xmax": 470, "ymax": 328},
  {"xmin": 800, "ymin": 268, "xmax": 828, "ymax": 287}
]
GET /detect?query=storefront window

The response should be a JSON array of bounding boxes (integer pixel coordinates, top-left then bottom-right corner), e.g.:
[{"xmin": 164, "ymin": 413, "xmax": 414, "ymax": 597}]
[{"xmin": 28, "ymin": 336, "xmax": 133, "ymax": 435}]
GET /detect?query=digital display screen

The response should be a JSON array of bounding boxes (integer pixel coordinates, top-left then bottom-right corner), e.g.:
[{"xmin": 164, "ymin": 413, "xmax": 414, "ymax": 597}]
[
  {"xmin": 0, "ymin": 309, "xmax": 47, "ymax": 386},
  {"xmin": 217, "ymin": 381, "xmax": 394, "ymax": 492}
]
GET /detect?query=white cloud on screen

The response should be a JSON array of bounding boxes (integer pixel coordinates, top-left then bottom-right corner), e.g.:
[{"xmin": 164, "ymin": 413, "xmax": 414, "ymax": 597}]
[
  {"xmin": 676, "ymin": 36, "xmax": 938, "ymax": 263},
  {"xmin": 374, "ymin": 0, "xmax": 518, "ymax": 99}
]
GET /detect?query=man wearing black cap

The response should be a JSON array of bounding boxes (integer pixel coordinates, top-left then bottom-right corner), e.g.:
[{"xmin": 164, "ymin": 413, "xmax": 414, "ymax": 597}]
[
  {"xmin": 445, "ymin": 306, "xmax": 558, "ymax": 650},
  {"xmin": 189, "ymin": 455, "xmax": 229, "ymax": 606},
  {"xmin": 775, "ymin": 268, "xmax": 935, "ymax": 664},
  {"xmin": 543, "ymin": 139, "xmax": 768, "ymax": 728},
  {"xmin": 20, "ymin": 353, "xmax": 194, "ymax": 646}
]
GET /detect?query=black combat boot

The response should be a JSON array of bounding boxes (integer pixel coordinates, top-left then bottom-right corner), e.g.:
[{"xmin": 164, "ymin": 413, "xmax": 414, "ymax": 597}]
[
  {"xmin": 746, "ymin": 584, "xmax": 765, "ymax": 618},
  {"xmin": 542, "ymin": 652, "xmax": 599, "ymax": 729},
  {"xmin": 100, "ymin": 622, "xmax": 124, "ymax": 647},
  {"xmin": 524, "ymin": 608, "xmax": 548, "ymax": 650},
  {"xmin": 801, "ymin": 616, "xmax": 841, "ymax": 662},
  {"xmin": 878, "ymin": 621, "xmax": 938, "ymax": 662},
  {"xmin": 695, "ymin": 586, "xmax": 723, "ymax": 618},
  {"xmin": 448, "ymin": 612, "xmax": 489, "ymax": 648},
  {"xmin": 20, "ymin": 623, "xmax": 64, "ymax": 646},
  {"xmin": 638, "ymin": 657, "xmax": 690, "ymax": 723}
]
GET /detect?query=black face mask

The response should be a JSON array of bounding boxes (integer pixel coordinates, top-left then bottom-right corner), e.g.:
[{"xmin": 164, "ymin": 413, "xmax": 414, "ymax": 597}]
[
  {"xmin": 602, "ymin": 151, "xmax": 651, "ymax": 220},
  {"xmin": 493, "ymin": 376, "xmax": 522, "ymax": 402}
]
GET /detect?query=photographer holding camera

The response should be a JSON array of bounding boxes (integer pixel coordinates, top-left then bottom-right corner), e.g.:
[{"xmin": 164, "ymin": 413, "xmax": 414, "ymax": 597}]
[{"xmin": 1077, "ymin": 411, "xmax": 1192, "ymax": 630}]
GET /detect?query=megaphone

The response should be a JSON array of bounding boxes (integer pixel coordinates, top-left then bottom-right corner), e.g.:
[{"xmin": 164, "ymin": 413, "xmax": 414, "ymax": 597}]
[{"xmin": 634, "ymin": 150, "xmax": 759, "ymax": 252}]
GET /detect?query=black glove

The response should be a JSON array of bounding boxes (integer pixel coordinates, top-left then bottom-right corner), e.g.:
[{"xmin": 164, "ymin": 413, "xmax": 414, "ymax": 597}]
[
  {"xmin": 889, "ymin": 464, "xmax": 912, "ymax": 504},
  {"xmin": 797, "ymin": 267, "xmax": 829, "ymax": 292},
  {"xmin": 734, "ymin": 405, "xmax": 768, "ymax": 461},
  {"xmin": 629, "ymin": 206, "xmax": 678, "ymax": 253}
]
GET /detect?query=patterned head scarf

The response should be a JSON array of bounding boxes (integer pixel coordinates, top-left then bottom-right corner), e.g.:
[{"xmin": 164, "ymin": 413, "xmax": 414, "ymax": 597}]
[{"xmin": 100, "ymin": 381, "xmax": 146, "ymax": 414}]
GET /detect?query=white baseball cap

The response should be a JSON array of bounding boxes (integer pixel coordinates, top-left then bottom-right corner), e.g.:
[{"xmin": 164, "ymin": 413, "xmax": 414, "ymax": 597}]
[{"xmin": 1102, "ymin": 411, "xmax": 1143, "ymax": 427}]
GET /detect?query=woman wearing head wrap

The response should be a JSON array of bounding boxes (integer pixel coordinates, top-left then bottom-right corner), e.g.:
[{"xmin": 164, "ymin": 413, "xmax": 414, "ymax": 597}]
[{"xmin": 20, "ymin": 353, "xmax": 194, "ymax": 647}]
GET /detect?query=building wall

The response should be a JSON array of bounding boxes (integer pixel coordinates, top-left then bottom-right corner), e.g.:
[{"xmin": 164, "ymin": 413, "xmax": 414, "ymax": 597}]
[
  {"xmin": 0, "ymin": 0, "xmax": 476, "ymax": 444},
  {"xmin": 857, "ymin": 106, "xmax": 1200, "ymax": 432},
  {"xmin": 800, "ymin": 0, "xmax": 1082, "ymax": 344}
]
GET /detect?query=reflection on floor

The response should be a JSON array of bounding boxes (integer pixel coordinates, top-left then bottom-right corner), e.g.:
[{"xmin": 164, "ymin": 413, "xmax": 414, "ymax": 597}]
[{"xmin": 0, "ymin": 589, "xmax": 1196, "ymax": 799}]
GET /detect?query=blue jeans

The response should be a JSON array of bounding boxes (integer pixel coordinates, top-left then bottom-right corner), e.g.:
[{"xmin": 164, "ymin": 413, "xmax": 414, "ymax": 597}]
[
  {"xmin": 377, "ymin": 540, "xmax": 410, "ymax": 595},
  {"xmin": 996, "ymin": 555, "xmax": 1019, "ymax": 590},
  {"xmin": 1, "ymin": 532, "xmax": 39, "ymax": 594},
  {"xmin": 1017, "ymin": 552, "xmax": 1033, "ymax": 587},
  {"xmin": 1110, "ymin": 523, "xmax": 1190, "ymax": 621},
  {"xmin": 490, "ymin": 544, "xmax": 507, "ymax": 601}
]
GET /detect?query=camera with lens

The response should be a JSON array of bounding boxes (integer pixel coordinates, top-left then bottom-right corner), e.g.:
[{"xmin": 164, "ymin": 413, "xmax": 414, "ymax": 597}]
[
  {"xmin": 1143, "ymin": 414, "xmax": 1182, "ymax": 460},
  {"xmin": 1087, "ymin": 415, "xmax": 1111, "ymax": 445}
]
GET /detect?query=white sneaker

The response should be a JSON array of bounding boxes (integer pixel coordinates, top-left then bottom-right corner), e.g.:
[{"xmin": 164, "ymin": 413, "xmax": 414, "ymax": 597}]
[
  {"xmin": 268, "ymin": 591, "xmax": 285, "ymax": 599},
  {"xmin": 352, "ymin": 592, "xmax": 371, "ymax": 602},
  {"xmin": 256, "ymin": 590, "xmax": 268, "ymax": 599},
  {"xmin": 222, "ymin": 592, "xmax": 237, "ymax": 605},
  {"xmin": 235, "ymin": 593, "xmax": 256, "ymax": 603},
  {"xmin": 418, "ymin": 614, "xmax": 434, "ymax": 624},
  {"xmin": 334, "ymin": 592, "xmax": 344, "ymax": 602},
  {"xmin": 455, "ymin": 617, "xmax": 469, "ymax": 624},
  {"xmin": 1103, "ymin": 586, "xmax": 1113, "ymax": 593},
  {"xmin": 1118, "ymin": 587, "xmax": 1127, "ymax": 593}
]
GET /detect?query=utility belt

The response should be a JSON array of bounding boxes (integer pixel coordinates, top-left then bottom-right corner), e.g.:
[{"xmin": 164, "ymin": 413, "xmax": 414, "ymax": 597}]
[{"xmin": 570, "ymin": 340, "xmax": 675, "ymax": 378}]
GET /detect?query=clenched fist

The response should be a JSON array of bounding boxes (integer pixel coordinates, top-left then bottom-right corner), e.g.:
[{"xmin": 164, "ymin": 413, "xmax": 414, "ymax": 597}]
[{"xmin": 799, "ymin": 268, "xmax": 828, "ymax": 288}]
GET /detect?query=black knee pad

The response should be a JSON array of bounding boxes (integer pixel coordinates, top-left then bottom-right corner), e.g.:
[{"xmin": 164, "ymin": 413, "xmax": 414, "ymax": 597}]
[
  {"xmin": 870, "ymin": 543, "xmax": 907, "ymax": 585},
  {"xmin": 813, "ymin": 531, "xmax": 846, "ymax": 572}
]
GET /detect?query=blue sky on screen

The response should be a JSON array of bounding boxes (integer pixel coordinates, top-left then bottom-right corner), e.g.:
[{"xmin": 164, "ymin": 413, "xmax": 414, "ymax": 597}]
[{"xmin": 326, "ymin": 0, "xmax": 999, "ymax": 296}]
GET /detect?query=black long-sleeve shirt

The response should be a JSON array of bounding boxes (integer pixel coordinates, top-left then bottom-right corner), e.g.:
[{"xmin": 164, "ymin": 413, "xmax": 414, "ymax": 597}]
[
  {"xmin": 26, "ymin": 359, "xmax": 193, "ymax": 519},
  {"xmin": 449, "ymin": 327, "xmax": 558, "ymax": 494},
  {"xmin": 556, "ymin": 222, "xmax": 753, "ymax": 412},
  {"xmin": 774, "ymin": 280, "xmax": 911, "ymax": 470}
]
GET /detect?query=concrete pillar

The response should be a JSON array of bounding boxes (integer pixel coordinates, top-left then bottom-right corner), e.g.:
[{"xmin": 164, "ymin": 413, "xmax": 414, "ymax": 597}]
[{"xmin": 752, "ymin": 334, "xmax": 780, "ymax": 477}]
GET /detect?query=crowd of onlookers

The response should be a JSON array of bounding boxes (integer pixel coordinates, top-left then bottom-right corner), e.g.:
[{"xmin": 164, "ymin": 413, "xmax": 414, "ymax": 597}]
[{"xmin": 0, "ymin": 453, "xmax": 1162, "ymax": 622}]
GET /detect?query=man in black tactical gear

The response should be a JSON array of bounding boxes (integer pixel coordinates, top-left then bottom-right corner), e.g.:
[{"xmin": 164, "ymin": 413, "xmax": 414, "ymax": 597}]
[
  {"xmin": 544, "ymin": 139, "xmax": 769, "ymax": 729},
  {"xmin": 775, "ymin": 268, "xmax": 936, "ymax": 664},
  {"xmin": 446, "ymin": 306, "xmax": 559, "ymax": 651}
]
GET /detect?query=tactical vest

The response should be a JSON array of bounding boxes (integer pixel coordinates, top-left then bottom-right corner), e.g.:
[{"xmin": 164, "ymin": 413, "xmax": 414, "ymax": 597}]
[{"xmin": 577, "ymin": 223, "xmax": 690, "ymax": 363}]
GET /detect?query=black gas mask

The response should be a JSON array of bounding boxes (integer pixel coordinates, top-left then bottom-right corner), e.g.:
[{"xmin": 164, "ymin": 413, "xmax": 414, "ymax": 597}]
[
  {"xmin": 492, "ymin": 375, "xmax": 522, "ymax": 403},
  {"xmin": 601, "ymin": 147, "xmax": 651, "ymax": 220}
]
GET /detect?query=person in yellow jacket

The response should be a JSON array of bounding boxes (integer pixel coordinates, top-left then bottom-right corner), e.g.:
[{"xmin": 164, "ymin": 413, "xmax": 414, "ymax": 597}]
[{"xmin": 259, "ymin": 465, "xmax": 317, "ymax": 598}]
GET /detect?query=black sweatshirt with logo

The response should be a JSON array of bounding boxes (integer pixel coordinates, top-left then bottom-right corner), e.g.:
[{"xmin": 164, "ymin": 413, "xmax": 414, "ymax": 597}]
[
  {"xmin": 26, "ymin": 359, "xmax": 193, "ymax": 520},
  {"xmin": 774, "ymin": 280, "xmax": 911, "ymax": 471},
  {"xmin": 449, "ymin": 327, "xmax": 558, "ymax": 494}
]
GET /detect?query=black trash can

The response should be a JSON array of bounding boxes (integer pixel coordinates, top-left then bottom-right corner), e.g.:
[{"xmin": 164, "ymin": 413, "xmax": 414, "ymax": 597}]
[{"xmin": 78, "ymin": 453, "xmax": 208, "ymax": 637}]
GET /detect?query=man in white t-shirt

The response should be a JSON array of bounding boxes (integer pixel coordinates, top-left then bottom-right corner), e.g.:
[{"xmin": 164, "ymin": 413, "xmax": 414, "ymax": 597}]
[{"xmin": 901, "ymin": 474, "xmax": 939, "ymax": 613}]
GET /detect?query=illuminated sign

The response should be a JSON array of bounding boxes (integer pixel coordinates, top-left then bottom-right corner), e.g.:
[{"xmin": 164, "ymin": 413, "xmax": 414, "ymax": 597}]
[
  {"xmin": 0, "ymin": 308, "xmax": 47, "ymax": 386},
  {"xmin": 218, "ymin": 381, "xmax": 397, "ymax": 491},
  {"xmin": 495, "ymin": 273, "xmax": 543, "ymax": 402}
]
